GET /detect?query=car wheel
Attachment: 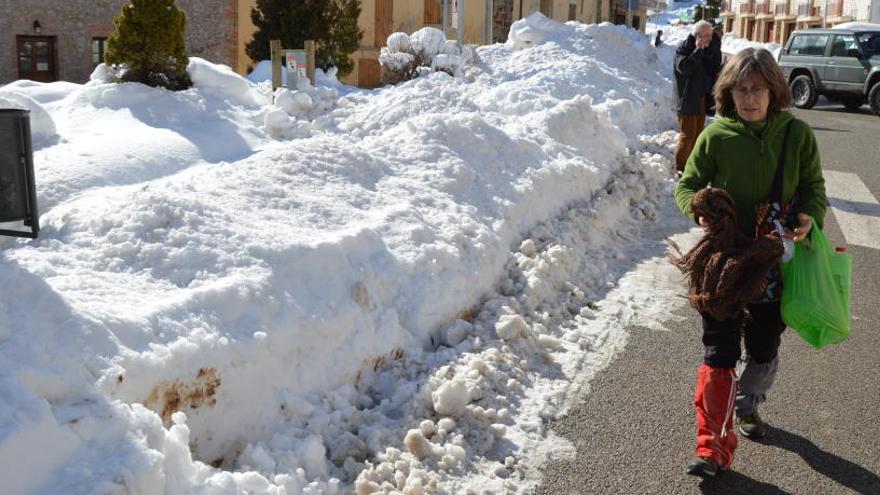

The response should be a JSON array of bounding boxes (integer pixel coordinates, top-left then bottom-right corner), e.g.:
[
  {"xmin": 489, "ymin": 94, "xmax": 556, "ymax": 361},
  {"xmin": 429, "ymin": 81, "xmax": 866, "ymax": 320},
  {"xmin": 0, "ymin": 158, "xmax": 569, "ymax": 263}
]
[
  {"xmin": 842, "ymin": 95, "xmax": 864, "ymax": 111},
  {"xmin": 790, "ymin": 75, "xmax": 818, "ymax": 109},
  {"xmin": 870, "ymin": 83, "xmax": 880, "ymax": 117}
]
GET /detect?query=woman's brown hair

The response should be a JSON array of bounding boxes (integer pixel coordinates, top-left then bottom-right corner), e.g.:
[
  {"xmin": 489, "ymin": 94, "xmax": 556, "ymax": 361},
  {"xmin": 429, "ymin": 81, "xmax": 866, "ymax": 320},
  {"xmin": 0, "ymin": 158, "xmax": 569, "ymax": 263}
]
[{"xmin": 713, "ymin": 48, "xmax": 792, "ymax": 118}]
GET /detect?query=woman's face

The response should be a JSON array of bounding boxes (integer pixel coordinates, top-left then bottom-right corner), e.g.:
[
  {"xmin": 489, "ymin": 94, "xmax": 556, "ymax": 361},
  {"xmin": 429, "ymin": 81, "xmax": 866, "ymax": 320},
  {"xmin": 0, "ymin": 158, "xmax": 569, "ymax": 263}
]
[{"xmin": 732, "ymin": 72, "xmax": 771, "ymax": 123}]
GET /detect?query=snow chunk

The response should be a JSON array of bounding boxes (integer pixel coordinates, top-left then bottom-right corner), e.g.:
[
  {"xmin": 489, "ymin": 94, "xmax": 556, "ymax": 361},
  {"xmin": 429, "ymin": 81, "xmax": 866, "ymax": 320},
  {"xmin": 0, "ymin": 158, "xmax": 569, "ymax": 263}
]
[
  {"xmin": 520, "ymin": 239, "xmax": 538, "ymax": 257},
  {"xmin": 187, "ymin": 57, "xmax": 263, "ymax": 106},
  {"xmin": 432, "ymin": 380, "xmax": 470, "ymax": 417},
  {"xmin": 404, "ymin": 429, "xmax": 442, "ymax": 460},
  {"xmin": 443, "ymin": 320, "xmax": 472, "ymax": 347},
  {"xmin": 507, "ymin": 12, "xmax": 568, "ymax": 49},
  {"xmin": 275, "ymin": 88, "xmax": 315, "ymax": 114},
  {"xmin": 264, "ymin": 108, "xmax": 292, "ymax": 136},
  {"xmin": 89, "ymin": 63, "xmax": 114, "ymax": 84},
  {"xmin": 495, "ymin": 315, "xmax": 530, "ymax": 341}
]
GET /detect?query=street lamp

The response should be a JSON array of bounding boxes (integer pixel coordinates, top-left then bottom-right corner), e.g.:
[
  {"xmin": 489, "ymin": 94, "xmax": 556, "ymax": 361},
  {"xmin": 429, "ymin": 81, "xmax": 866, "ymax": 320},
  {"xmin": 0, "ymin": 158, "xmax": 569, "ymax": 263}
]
[
  {"xmin": 32, "ymin": 20, "xmax": 41, "ymax": 34},
  {"xmin": 822, "ymin": 0, "xmax": 828, "ymax": 27}
]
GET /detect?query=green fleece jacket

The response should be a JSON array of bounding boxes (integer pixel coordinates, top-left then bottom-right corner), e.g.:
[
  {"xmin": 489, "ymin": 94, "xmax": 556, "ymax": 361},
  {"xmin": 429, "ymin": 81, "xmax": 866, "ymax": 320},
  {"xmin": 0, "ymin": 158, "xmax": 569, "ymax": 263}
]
[{"xmin": 674, "ymin": 111, "xmax": 827, "ymax": 236}]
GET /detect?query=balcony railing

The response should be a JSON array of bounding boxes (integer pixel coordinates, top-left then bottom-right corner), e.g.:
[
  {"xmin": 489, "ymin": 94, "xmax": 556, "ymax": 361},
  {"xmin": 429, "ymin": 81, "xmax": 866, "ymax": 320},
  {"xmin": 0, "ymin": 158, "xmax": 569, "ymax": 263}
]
[
  {"xmin": 828, "ymin": 0, "xmax": 844, "ymax": 16},
  {"xmin": 797, "ymin": 1, "xmax": 819, "ymax": 16},
  {"xmin": 756, "ymin": 1, "xmax": 770, "ymax": 13},
  {"xmin": 740, "ymin": 1, "xmax": 755, "ymax": 13}
]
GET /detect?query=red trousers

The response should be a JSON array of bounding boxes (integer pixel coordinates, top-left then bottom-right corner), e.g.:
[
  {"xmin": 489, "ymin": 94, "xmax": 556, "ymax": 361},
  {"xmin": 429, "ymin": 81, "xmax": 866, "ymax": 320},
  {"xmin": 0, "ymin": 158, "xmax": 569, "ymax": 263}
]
[{"xmin": 694, "ymin": 364, "xmax": 738, "ymax": 469}]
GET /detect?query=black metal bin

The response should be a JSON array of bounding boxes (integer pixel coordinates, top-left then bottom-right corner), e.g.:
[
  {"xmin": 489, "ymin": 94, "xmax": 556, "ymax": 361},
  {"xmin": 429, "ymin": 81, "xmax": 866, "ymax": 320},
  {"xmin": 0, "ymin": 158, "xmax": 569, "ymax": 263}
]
[{"xmin": 0, "ymin": 108, "xmax": 39, "ymax": 238}]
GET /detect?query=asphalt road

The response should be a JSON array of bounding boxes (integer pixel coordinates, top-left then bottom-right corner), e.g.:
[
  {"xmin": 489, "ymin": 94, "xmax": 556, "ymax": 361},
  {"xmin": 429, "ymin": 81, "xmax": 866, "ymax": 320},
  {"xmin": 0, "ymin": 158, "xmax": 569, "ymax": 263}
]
[{"xmin": 536, "ymin": 103, "xmax": 880, "ymax": 495}]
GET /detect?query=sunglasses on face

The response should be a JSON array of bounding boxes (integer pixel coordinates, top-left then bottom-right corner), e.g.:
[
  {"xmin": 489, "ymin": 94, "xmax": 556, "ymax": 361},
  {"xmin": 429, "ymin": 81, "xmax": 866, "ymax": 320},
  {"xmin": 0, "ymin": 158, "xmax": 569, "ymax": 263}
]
[{"xmin": 732, "ymin": 86, "xmax": 769, "ymax": 97}]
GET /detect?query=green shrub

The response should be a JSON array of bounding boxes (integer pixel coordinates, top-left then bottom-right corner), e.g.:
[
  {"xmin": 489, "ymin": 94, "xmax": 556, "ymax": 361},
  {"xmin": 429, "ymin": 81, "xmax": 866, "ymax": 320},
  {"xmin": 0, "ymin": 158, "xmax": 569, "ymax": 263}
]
[
  {"xmin": 105, "ymin": 0, "xmax": 192, "ymax": 90},
  {"xmin": 246, "ymin": 0, "xmax": 362, "ymax": 78}
]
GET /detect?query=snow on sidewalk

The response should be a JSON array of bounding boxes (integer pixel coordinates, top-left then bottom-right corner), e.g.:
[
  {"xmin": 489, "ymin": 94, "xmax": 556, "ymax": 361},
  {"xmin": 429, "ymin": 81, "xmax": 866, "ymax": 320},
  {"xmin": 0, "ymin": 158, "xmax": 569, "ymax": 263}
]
[{"xmin": 0, "ymin": 14, "xmax": 683, "ymax": 495}]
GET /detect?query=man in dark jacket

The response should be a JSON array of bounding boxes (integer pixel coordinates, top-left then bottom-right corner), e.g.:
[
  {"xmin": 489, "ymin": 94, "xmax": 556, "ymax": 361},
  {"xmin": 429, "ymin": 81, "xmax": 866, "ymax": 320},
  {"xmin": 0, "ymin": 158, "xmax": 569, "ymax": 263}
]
[
  {"xmin": 705, "ymin": 23, "xmax": 724, "ymax": 116},
  {"xmin": 674, "ymin": 20, "xmax": 721, "ymax": 173}
]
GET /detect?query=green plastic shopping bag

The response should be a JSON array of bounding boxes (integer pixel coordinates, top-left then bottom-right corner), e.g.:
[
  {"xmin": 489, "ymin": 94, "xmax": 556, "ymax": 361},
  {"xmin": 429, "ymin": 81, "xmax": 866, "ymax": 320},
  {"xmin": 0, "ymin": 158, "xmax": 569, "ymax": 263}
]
[{"xmin": 780, "ymin": 218, "xmax": 853, "ymax": 349}]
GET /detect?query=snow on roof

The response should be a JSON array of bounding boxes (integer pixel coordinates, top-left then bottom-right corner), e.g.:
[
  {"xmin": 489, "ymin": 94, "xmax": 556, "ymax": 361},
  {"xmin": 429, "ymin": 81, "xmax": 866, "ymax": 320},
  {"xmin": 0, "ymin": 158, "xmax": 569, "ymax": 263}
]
[{"xmin": 832, "ymin": 22, "xmax": 880, "ymax": 31}]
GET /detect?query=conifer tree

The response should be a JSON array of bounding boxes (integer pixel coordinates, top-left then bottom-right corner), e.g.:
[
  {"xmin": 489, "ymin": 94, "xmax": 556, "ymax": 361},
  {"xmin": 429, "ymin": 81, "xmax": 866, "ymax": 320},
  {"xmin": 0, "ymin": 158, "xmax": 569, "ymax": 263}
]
[
  {"xmin": 105, "ymin": 0, "xmax": 192, "ymax": 90},
  {"xmin": 704, "ymin": 0, "xmax": 721, "ymax": 22},
  {"xmin": 246, "ymin": 0, "xmax": 362, "ymax": 78}
]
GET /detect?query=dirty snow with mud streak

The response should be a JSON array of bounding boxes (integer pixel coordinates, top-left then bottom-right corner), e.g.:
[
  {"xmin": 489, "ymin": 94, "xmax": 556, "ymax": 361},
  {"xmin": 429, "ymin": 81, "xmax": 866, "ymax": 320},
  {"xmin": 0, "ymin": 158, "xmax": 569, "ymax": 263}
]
[{"xmin": 0, "ymin": 13, "xmax": 693, "ymax": 495}]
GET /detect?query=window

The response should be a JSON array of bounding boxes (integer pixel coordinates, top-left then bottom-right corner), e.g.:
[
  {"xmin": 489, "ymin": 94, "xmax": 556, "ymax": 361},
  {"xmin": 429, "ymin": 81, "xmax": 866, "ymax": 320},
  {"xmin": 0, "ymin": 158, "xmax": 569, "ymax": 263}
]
[
  {"xmin": 788, "ymin": 34, "xmax": 829, "ymax": 55},
  {"xmin": 830, "ymin": 35, "xmax": 858, "ymax": 57},
  {"xmin": 857, "ymin": 32, "xmax": 880, "ymax": 55},
  {"xmin": 92, "ymin": 37, "xmax": 108, "ymax": 65}
]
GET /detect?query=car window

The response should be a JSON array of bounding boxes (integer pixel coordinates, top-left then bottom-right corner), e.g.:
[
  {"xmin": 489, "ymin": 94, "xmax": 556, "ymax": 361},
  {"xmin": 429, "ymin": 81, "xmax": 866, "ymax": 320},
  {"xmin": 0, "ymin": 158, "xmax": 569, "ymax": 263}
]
[
  {"xmin": 831, "ymin": 35, "xmax": 859, "ymax": 57},
  {"xmin": 789, "ymin": 34, "xmax": 830, "ymax": 56},
  {"xmin": 857, "ymin": 32, "xmax": 880, "ymax": 55}
]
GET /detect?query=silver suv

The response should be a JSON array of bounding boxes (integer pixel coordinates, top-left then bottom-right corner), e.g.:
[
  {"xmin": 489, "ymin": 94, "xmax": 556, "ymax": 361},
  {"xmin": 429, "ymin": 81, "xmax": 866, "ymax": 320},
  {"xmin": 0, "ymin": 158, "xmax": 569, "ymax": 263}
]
[{"xmin": 778, "ymin": 28, "xmax": 880, "ymax": 116}]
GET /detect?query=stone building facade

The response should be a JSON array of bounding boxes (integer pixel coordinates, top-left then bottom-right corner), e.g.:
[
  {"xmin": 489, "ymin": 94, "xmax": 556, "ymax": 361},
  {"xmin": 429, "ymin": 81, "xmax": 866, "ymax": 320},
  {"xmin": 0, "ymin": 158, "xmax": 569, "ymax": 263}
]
[
  {"xmin": 0, "ymin": 0, "xmax": 256, "ymax": 85},
  {"xmin": 719, "ymin": 0, "xmax": 879, "ymax": 46}
]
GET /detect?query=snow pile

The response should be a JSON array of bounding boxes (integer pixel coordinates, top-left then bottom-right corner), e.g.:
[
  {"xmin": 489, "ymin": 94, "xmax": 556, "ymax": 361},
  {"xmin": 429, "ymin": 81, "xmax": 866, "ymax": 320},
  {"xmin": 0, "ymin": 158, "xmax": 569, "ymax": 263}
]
[
  {"xmin": 0, "ymin": 88, "xmax": 58, "ymax": 149},
  {"xmin": 0, "ymin": 13, "xmax": 681, "ymax": 495},
  {"xmin": 833, "ymin": 22, "xmax": 880, "ymax": 31},
  {"xmin": 720, "ymin": 33, "xmax": 782, "ymax": 59},
  {"xmin": 188, "ymin": 57, "xmax": 269, "ymax": 107},
  {"xmin": 265, "ymin": 84, "xmax": 342, "ymax": 137}
]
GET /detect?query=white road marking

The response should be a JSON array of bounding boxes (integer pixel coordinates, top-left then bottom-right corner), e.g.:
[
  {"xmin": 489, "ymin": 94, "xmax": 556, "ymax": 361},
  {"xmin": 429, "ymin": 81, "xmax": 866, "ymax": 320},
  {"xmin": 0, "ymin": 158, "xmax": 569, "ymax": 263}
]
[{"xmin": 823, "ymin": 170, "xmax": 880, "ymax": 250}]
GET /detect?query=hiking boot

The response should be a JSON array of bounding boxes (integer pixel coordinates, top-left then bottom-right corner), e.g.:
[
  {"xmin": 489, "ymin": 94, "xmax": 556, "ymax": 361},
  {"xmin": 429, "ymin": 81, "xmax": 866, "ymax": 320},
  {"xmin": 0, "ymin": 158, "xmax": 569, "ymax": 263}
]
[
  {"xmin": 686, "ymin": 457, "xmax": 719, "ymax": 477},
  {"xmin": 736, "ymin": 410, "xmax": 767, "ymax": 439}
]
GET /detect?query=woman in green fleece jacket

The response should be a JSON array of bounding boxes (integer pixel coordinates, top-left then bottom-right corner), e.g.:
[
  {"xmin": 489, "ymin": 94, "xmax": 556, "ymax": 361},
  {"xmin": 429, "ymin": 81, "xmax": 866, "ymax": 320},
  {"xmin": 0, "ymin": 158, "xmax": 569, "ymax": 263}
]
[{"xmin": 674, "ymin": 48, "xmax": 827, "ymax": 477}]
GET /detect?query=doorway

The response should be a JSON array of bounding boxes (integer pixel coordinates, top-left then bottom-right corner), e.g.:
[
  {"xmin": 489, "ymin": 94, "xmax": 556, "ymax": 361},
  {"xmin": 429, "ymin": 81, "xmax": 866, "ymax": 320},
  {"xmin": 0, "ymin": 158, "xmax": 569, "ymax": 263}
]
[
  {"xmin": 16, "ymin": 36, "xmax": 56, "ymax": 82},
  {"xmin": 375, "ymin": 0, "xmax": 394, "ymax": 47}
]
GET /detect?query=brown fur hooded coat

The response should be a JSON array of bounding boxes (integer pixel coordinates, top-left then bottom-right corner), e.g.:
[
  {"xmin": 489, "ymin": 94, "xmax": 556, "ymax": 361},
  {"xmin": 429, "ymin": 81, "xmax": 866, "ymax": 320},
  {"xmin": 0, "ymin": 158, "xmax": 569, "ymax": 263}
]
[{"xmin": 670, "ymin": 187, "xmax": 784, "ymax": 321}]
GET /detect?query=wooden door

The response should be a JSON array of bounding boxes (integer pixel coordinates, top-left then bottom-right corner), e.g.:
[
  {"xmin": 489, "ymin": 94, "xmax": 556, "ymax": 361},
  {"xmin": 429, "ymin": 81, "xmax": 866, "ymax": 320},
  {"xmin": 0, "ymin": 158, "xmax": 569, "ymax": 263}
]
[
  {"xmin": 424, "ymin": 0, "xmax": 443, "ymax": 24},
  {"xmin": 16, "ymin": 36, "xmax": 56, "ymax": 82},
  {"xmin": 766, "ymin": 21, "xmax": 775, "ymax": 43},
  {"xmin": 375, "ymin": 0, "xmax": 394, "ymax": 47},
  {"xmin": 358, "ymin": 58, "xmax": 381, "ymax": 88},
  {"xmin": 783, "ymin": 22, "xmax": 795, "ymax": 45}
]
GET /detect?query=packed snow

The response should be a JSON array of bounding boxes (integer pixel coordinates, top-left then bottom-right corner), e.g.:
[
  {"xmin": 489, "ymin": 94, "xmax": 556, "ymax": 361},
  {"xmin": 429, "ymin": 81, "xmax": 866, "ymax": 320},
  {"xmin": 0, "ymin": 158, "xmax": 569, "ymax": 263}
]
[
  {"xmin": 833, "ymin": 22, "xmax": 880, "ymax": 31},
  {"xmin": 0, "ymin": 13, "xmax": 700, "ymax": 495}
]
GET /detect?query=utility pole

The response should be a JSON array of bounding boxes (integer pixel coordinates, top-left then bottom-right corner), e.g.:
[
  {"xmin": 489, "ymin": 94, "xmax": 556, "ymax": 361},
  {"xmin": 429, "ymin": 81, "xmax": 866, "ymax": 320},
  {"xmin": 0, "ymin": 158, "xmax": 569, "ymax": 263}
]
[
  {"xmin": 626, "ymin": 0, "xmax": 633, "ymax": 27},
  {"xmin": 486, "ymin": 0, "xmax": 493, "ymax": 44},
  {"xmin": 457, "ymin": 0, "xmax": 465, "ymax": 47},
  {"xmin": 822, "ymin": 0, "xmax": 828, "ymax": 27}
]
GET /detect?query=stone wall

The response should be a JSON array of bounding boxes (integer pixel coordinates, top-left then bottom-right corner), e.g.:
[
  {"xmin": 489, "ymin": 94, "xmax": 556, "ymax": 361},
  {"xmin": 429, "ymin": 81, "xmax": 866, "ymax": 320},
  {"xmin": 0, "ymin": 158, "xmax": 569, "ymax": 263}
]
[{"xmin": 0, "ymin": 0, "xmax": 238, "ymax": 84}]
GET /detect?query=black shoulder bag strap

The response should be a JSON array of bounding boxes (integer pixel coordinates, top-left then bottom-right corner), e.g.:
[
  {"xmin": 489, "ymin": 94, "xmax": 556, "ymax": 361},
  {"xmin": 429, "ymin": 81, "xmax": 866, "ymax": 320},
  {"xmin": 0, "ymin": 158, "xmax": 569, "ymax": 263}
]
[{"xmin": 769, "ymin": 121, "xmax": 794, "ymax": 206}]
